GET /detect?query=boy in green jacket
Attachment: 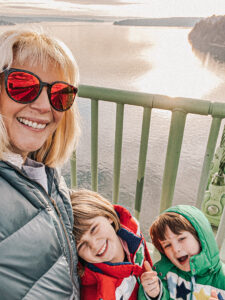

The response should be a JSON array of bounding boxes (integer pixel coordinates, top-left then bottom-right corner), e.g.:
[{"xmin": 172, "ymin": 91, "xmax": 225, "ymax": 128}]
[{"xmin": 139, "ymin": 205, "xmax": 225, "ymax": 299}]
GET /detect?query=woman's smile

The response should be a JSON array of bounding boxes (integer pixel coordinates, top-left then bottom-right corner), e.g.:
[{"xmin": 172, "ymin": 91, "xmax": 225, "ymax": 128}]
[
  {"xmin": 0, "ymin": 63, "xmax": 64, "ymax": 157},
  {"xmin": 17, "ymin": 117, "xmax": 48, "ymax": 129}
]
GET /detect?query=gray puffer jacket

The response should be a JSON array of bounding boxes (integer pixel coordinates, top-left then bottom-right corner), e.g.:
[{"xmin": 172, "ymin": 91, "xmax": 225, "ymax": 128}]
[{"xmin": 0, "ymin": 160, "xmax": 80, "ymax": 300}]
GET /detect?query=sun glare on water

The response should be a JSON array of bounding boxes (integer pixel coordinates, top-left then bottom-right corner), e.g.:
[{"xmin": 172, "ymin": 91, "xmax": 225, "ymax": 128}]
[{"xmin": 129, "ymin": 27, "xmax": 222, "ymax": 99}]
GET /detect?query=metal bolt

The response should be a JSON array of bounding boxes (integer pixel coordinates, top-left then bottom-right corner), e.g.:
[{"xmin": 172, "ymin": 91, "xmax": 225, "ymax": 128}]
[{"xmin": 207, "ymin": 205, "xmax": 219, "ymax": 215}]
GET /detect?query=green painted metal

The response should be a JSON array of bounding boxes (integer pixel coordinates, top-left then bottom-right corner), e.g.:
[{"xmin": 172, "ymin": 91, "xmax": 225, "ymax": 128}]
[
  {"xmin": 91, "ymin": 99, "xmax": 98, "ymax": 191},
  {"xmin": 74, "ymin": 84, "xmax": 225, "ymax": 257},
  {"xmin": 206, "ymin": 125, "xmax": 225, "ymax": 190},
  {"xmin": 160, "ymin": 109, "xmax": 187, "ymax": 212},
  {"xmin": 70, "ymin": 150, "xmax": 77, "ymax": 188},
  {"xmin": 76, "ymin": 84, "xmax": 225, "ymax": 223},
  {"xmin": 216, "ymin": 205, "xmax": 225, "ymax": 250},
  {"xmin": 78, "ymin": 85, "xmax": 225, "ymax": 117},
  {"xmin": 202, "ymin": 175, "xmax": 225, "ymax": 227},
  {"xmin": 113, "ymin": 103, "xmax": 124, "ymax": 204},
  {"xmin": 196, "ymin": 117, "xmax": 222, "ymax": 209},
  {"xmin": 134, "ymin": 107, "xmax": 151, "ymax": 219},
  {"xmin": 201, "ymin": 127, "xmax": 225, "ymax": 227}
]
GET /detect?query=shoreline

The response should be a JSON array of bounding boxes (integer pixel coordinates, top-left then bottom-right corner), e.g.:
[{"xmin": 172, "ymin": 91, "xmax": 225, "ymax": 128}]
[
  {"xmin": 0, "ymin": 15, "xmax": 118, "ymax": 26},
  {"xmin": 0, "ymin": 15, "xmax": 203, "ymax": 27}
]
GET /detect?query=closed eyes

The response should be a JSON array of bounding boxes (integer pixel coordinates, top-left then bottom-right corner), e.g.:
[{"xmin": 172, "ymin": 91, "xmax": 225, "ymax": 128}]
[
  {"xmin": 77, "ymin": 225, "xmax": 98, "ymax": 252},
  {"xmin": 77, "ymin": 241, "xmax": 86, "ymax": 252},
  {"xmin": 90, "ymin": 225, "xmax": 97, "ymax": 234}
]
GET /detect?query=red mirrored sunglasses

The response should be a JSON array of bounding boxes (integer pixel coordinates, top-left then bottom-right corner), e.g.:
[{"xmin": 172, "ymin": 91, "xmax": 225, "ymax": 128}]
[{"xmin": 3, "ymin": 68, "xmax": 78, "ymax": 112}]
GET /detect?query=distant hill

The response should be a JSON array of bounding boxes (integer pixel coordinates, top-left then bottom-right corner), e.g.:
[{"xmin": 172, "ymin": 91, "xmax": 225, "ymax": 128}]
[
  {"xmin": 0, "ymin": 15, "xmax": 104, "ymax": 25},
  {"xmin": 0, "ymin": 19, "xmax": 15, "ymax": 25},
  {"xmin": 114, "ymin": 17, "xmax": 203, "ymax": 27},
  {"xmin": 189, "ymin": 15, "xmax": 225, "ymax": 61}
]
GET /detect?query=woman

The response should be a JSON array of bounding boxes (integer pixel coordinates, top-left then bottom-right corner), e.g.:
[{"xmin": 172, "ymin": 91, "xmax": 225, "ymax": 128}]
[{"xmin": 0, "ymin": 28, "xmax": 80, "ymax": 299}]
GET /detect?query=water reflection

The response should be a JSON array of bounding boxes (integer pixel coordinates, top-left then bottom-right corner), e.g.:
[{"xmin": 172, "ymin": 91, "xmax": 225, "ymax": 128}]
[
  {"xmin": 192, "ymin": 47, "xmax": 225, "ymax": 78},
  {"xmin": 191, "ymin": 47, "xmax": 225, "ymax": 101}
]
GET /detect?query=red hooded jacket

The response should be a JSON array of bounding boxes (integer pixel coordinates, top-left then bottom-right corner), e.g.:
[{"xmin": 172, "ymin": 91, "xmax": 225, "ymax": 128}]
[{"xmin": 79, "ymin": 205, "xmax": 152, "ymax": 300}]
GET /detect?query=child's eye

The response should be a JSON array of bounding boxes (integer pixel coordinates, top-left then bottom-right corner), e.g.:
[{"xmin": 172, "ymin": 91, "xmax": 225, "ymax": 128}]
[
  {"xmin": 91, "ymin": 225, "xmax": 97, "ymax": 234},
  {"xmin": 77, "ymin": 243, "xmax": 84, "ymax": 253},
  {"xmin": 164, "ymin": 244, "xmax": 171, "ymax": 249},
  {"xmin": 179, "ymin": 237, "xmax": 186, "ymax": 241}
]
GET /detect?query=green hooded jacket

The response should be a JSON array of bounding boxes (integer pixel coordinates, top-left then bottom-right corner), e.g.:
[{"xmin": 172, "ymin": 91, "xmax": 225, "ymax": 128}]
[{"xmin": 139, "ymin": 205, "xmax": 225, "ymax": 299}]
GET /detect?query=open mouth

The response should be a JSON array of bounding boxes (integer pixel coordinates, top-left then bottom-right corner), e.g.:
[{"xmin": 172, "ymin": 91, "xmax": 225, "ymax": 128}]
[
  {"xmin": 96, "ymin": 240, "xmax": 108, "ymax": 257},
  {"xmin": 17, "ymin": 117, "xmax": 47, "ymax": 129},
  {"xmin": 177, "ymin": 255, "xmax": 188, "ymax": 264}
]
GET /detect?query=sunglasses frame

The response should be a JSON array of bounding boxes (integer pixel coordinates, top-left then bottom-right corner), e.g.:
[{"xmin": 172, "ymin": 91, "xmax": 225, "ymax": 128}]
[{"xmin": 3, "ymin": 68, "xmax": 78, "ymax": 112}]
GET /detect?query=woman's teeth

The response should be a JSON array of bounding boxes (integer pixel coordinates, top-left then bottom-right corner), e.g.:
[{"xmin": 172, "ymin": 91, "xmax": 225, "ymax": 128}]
[
  {"xmin": 97, "ymin": 242, "xmax": 107, "ymax": 256},
  {"xmin": 17, "ymin": 117, "xmax": 47, "ymax": 129}
]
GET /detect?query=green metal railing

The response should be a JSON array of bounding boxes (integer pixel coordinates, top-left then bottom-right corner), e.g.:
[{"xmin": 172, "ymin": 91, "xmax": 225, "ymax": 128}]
[{"xmin": 70, "ymin": 84, "xmax": 225, "ymax": 251}]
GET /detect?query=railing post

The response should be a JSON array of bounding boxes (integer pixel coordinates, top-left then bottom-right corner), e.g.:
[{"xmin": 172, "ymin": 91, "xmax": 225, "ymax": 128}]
[
  {"xmin": 91, "ymin": 99, "xmax": 99, "ymax": 191},
  {"xmin": 216, "ymin": 205, "xmax": 225, "ymax": 250},
  {"xmin": 160, "ymin": 109, "xmax": 187, "ymax": 212},
  {"xmin": 135, "ymin": 107, "xmax": 151, "ymax": 219},
  {"xmin": 113, "ymin": 103, "xmax": 124, "ymax": 203},
  {"xmin": 196, "ymin": 117, "xmax": 222, "ymax": 208}
]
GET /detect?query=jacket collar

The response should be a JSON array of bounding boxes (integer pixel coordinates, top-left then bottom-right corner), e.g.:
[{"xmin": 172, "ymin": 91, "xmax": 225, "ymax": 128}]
[{"xmin": 2, "ymin": 151, "xmax": 24, "ymax": 169}]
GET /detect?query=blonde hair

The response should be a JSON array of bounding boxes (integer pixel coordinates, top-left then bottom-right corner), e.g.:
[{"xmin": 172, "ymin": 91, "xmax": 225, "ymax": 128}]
[
  {"xmin": 150, "ymin": 212, "xmax": 200, "ymax": 254},
  {"xmin": 70, "ymin": 189, "xmax": 121, "ymax": 245},
  {"xmin": 0, "ymin": 27, "xmax": 80, "ymax": 167}
]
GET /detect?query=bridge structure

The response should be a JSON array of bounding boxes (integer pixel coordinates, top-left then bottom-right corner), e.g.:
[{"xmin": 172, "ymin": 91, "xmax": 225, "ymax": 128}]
[{"xmin": 70, "ymin": 84, "xmax": 225, "ymax": 261}]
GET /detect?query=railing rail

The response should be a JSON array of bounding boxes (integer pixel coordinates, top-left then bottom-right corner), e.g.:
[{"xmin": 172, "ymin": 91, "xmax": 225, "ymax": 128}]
[{"xmin": 71, "ymin": 84, "xmax": 225, "ymax": 255}]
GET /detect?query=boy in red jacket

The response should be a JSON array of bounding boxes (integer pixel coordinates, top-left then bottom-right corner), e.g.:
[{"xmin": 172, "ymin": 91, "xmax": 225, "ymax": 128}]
[{"xmin": 71, "ymin": 189, "xmax": 152, "ymax": 300}]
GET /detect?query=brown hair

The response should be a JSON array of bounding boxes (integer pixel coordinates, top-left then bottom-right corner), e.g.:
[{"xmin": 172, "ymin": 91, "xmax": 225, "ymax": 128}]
[
  {"xmin": 70, "ymin": 189, "xmax": 121, "ymax": 245},
  {"xmin": 150, "ymin": 212, "xmax": 200, "ymax": 253}
]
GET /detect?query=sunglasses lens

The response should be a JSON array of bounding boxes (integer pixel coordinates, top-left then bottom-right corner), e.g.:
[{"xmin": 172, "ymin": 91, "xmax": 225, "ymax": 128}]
[
  {"xmin": 50, "ymin": 83, "xmax": 76, "ymax": 111},
  {"xmin": 7, "ymin": 71, "xmax": 40, "ymax": 103}
]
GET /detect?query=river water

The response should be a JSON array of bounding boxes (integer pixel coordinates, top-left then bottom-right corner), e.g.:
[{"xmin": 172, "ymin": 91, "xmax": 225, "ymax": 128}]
[{"xmin": 1, "ymin": 22, "xmax": 225, "ymax": 237}]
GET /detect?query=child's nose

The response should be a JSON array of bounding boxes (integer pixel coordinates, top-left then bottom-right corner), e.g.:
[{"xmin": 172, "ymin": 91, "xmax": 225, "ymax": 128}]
[
  {"xmin": 173, "ymin": 243, "xmax": 181, "ymax": 253},
  {"xmin": 89, "ymin": 238, "xmax": 98, "ymax": 251}
]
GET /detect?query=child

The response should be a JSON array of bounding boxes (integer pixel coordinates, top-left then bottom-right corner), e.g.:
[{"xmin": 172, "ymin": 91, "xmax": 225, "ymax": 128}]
[
  {"xmin": 138, "ymin": 205, "xmax": 225, "ymax": 300},
  {"xmin": 70, "ymin": 189, "xmax": 153, "ymax": 300}
]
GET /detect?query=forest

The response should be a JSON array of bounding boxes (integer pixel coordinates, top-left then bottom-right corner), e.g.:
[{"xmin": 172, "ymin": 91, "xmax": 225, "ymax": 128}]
[{"xmin": 189, "ymin": 15, "xmax": 225, "ymax": 61}]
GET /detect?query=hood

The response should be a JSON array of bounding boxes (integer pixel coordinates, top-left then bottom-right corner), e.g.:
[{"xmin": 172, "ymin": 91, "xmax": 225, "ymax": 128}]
[{"xmin": 155, "ymin": 205, "xmax": 221, "ymax": 278}]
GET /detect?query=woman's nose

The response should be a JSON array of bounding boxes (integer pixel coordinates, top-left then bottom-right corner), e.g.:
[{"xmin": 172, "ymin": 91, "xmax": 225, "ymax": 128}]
[{"xmin": 30, "ymin": 87, "xmax": 51, "ymax": 113}]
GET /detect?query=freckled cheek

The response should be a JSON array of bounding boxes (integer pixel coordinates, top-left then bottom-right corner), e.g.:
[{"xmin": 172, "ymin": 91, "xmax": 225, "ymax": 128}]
[{"xmin": 167, "ymin": 250, "xmax": 176, "ymax": 261}]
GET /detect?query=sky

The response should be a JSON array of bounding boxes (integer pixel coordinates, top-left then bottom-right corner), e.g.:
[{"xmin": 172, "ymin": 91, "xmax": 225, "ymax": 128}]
[{"xmin": 0, "ymin": 0, "xmax": 225, "ymax": 18}]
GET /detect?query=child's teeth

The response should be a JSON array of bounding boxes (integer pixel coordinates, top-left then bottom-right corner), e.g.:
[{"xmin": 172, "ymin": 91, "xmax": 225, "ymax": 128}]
[{"xmin": 98, "ymin": 243, "xmax": 106, "ymax": 255}]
